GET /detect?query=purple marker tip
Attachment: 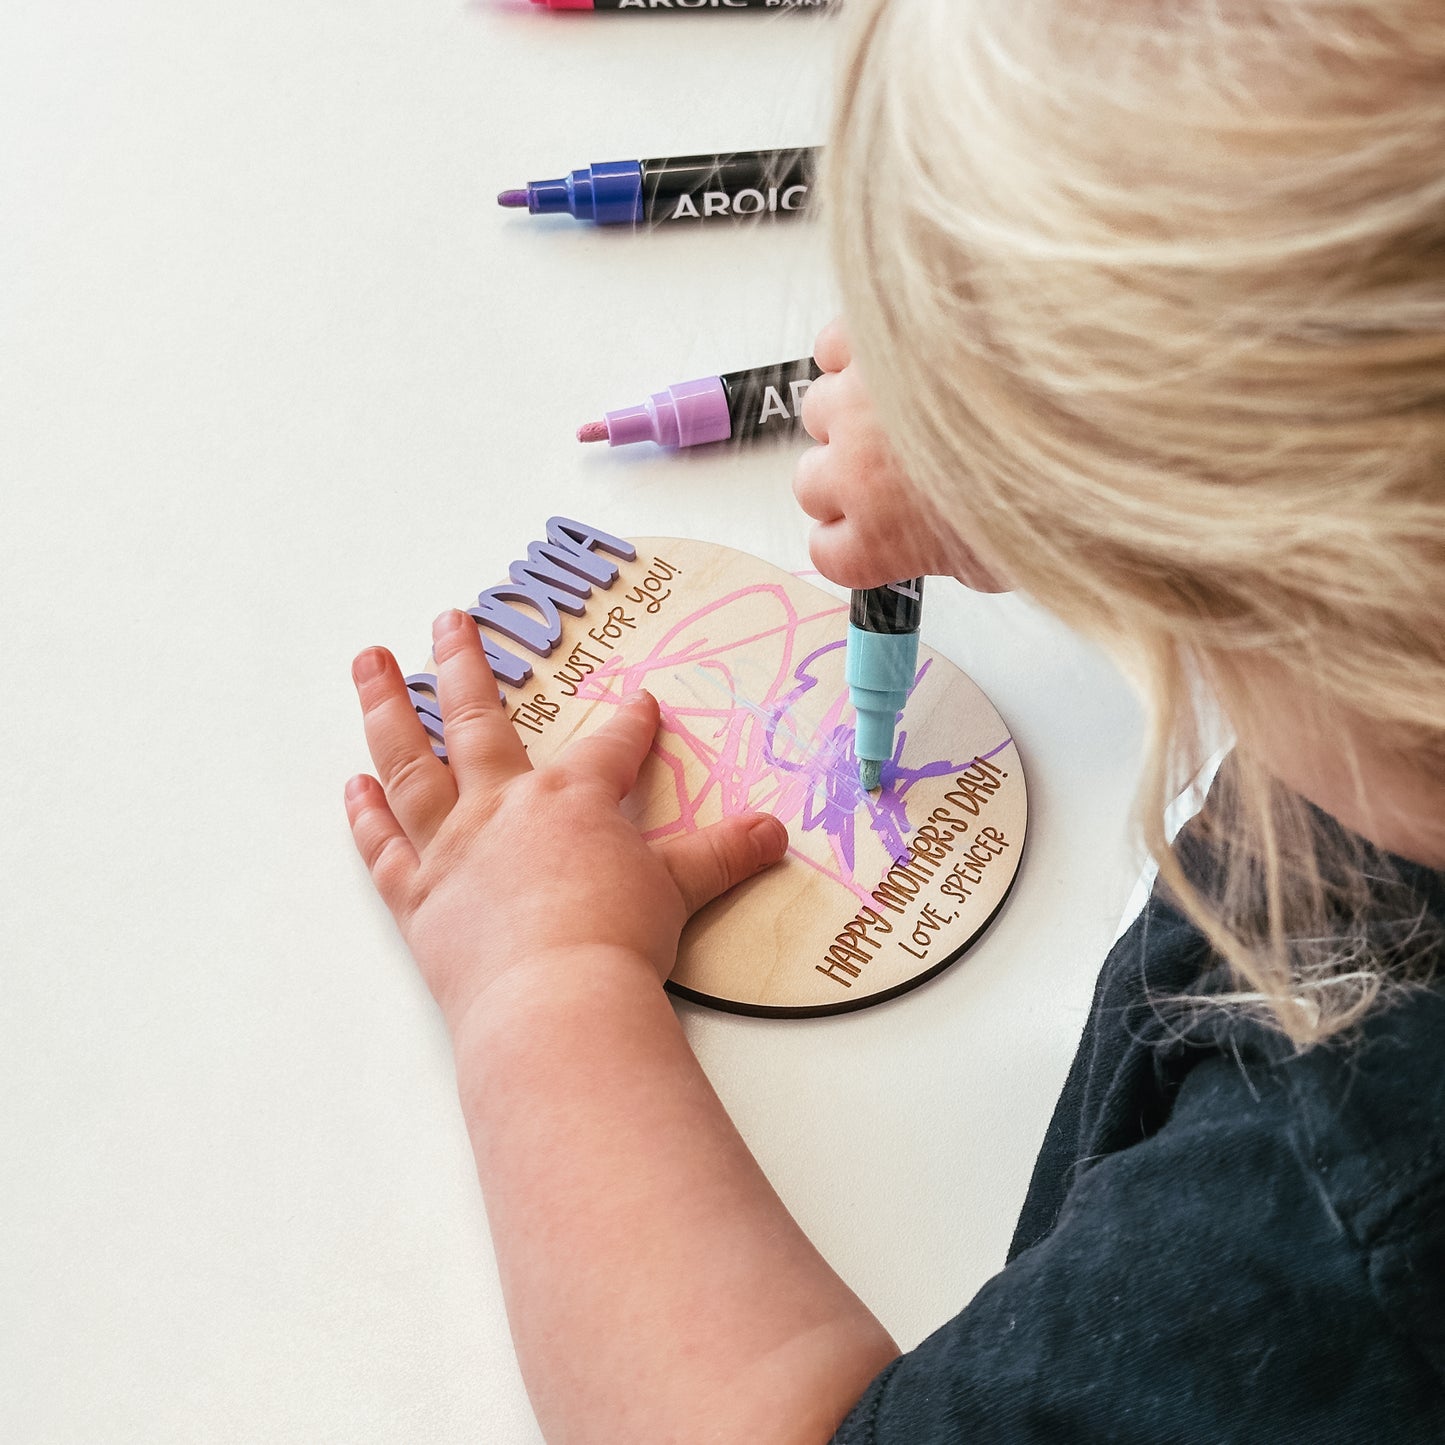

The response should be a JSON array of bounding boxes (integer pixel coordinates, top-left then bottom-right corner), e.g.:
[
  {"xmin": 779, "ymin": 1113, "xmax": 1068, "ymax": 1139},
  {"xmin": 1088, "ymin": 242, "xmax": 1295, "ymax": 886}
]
[
  {"xmin": 577, "ymin": 421, "xmax": 609, "ymax": 444},
  {"xmin": 496, "ymin": 189, "xmax": 529, "ymax": 209}
]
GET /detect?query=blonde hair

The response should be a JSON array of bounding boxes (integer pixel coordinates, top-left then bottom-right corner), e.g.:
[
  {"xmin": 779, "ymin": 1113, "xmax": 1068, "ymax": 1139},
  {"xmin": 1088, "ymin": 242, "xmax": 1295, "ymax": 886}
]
[{"xmin": 827, "ymin": 0, "xmax": 1445, "ymax": 1044}]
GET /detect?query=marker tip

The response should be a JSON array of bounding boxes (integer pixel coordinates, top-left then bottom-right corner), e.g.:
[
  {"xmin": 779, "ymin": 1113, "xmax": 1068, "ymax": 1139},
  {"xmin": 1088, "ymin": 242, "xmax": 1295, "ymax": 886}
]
[
  {"xmin": 858, "ymin": 758, "xmax": 882, "ymax": 793},
  {"xmin": 577, "ymin": 420, "xmax": 609, "ymax": 444},
  {"xmin": 496, "ymin": 189, "xmax": 529, "ymax": 209}
]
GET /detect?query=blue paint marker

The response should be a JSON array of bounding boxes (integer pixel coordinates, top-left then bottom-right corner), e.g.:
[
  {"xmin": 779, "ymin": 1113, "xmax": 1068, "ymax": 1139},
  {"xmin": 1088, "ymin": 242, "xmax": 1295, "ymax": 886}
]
[
  {"xmin": 847, "ymin": 579, "xmax": 924, "ymax": 792},
  {"xmin": 496, "ymin": 147, "xmax": 816, "ymax": 226}
]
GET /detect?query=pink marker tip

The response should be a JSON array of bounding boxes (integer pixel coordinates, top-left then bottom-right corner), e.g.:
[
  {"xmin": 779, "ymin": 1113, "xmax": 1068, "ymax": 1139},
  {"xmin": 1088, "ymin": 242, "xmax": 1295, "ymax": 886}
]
[
  {"xmin": 577, "ymin": 420, "xmax": 609, "ymax": 444},
  {"xmin": 496, "ymin": 189, "xmax": 529, "ymax": 209}
]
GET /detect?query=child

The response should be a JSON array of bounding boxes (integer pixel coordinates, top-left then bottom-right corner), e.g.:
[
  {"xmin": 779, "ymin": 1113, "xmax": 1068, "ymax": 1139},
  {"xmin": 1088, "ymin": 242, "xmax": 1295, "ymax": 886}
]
[{"xmin": 346, "ymin": 0, "xmax": 1445, "ymax": 1438}]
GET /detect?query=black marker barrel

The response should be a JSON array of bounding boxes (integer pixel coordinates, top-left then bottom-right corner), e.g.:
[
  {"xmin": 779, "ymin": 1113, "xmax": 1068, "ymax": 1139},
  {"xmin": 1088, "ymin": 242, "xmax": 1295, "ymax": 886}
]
[
  {"xmin": 850, "ymin": 579, "xmax": 925, "ymax": 635},
  {"xmin": 720, "ymin": 358, "xmax": 822, "ymax": 442},
  {"xmin": 641, "ymin": 148, "xmax": 816, "ymax": 224}
]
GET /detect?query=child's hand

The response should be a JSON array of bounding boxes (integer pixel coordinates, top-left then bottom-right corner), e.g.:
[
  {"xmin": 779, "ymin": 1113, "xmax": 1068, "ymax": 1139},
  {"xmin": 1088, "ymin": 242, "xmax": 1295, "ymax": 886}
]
[
  {"xmin": 794, "ymin": 318, "xmax": 1009, "ymax": 593},
  {"xmin": 345, "ymin": 610, "xmax": 789, "ymax": 1035}
]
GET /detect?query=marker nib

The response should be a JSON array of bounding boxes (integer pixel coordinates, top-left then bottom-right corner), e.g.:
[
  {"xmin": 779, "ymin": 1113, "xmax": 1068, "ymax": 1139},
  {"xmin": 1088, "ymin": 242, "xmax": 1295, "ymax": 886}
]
[
  {"xmin": 577, "ymin": 420, "xmax": 609, "ymax": 444},
  {"xmin": 496, "ymin": 189, "xmax": 529, "ymax": 209},
  {"xmin": 858, "ymin": 758, "xmax": 882, "ymax": 793}
]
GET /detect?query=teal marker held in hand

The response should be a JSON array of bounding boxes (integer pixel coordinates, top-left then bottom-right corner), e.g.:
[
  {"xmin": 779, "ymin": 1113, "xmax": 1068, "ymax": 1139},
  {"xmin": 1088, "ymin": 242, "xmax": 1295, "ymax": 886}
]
[{"xmin": 846, "ymin": 579, "xmax": 924, "ymax": 792}]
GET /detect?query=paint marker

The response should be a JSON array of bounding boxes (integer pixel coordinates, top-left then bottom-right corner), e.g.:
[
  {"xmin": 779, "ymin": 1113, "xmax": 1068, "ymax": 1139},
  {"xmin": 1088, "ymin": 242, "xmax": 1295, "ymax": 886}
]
[
  {"xmin": 497, "ymin": 147, "xmax": 817, "ymax": 227},
  {"xmin": 530, "ymin": 0, "xmax": 832, "ymax": 12},
  {"xmin": 847, "ymin": 580, "xmax": 924, "ymax": 792},
  {"xmin": 578, "ymin": 358, "xmax": 820, "ymax": 450}
]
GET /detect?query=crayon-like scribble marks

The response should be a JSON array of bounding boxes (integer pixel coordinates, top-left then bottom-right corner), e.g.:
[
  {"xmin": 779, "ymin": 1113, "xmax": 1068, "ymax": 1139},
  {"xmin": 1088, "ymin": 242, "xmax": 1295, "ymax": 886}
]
[
  {"xmin": 572, "ymin": 582, "xmax": 1003, "ymax": 901},
  {"xmin": 766, "ymin": 642, "xmax": 970, "ymax": 874}
]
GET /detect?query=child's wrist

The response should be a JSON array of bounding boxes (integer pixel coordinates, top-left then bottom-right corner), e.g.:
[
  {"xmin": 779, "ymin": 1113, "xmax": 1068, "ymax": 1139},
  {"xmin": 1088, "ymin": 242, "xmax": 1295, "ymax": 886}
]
[{"xmin": 449, "ymin": 944, "xmax": 665, "ymax": 1064}]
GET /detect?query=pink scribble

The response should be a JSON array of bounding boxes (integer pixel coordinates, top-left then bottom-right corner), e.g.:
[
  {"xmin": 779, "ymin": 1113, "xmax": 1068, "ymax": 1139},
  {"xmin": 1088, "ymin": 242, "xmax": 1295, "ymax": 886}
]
[{"xmin": 573, "ymin": 583, "xmax": 1004, "ymax": 902}]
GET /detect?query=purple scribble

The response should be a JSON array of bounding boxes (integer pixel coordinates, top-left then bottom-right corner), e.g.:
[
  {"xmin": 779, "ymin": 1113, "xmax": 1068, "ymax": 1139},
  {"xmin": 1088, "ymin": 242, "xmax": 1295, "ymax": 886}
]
[
  {"xmin": 559, "ymin": 579, "xmax": 1013, "ymax": 904},
  {"xmin": 761, "ymin": 642, "xmax": 986, "ymax": 891}
]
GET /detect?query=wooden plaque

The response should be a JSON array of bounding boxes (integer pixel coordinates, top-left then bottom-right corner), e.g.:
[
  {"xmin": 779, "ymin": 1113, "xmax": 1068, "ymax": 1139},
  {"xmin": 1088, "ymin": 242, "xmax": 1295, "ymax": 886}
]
[{"xmin": 417, "ymin": 535, "xmax": 1026, "ymax": 1016}]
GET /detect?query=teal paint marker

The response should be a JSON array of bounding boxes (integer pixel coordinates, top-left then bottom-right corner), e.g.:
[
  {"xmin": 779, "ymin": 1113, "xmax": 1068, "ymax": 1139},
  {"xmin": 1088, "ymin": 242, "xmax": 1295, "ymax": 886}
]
[{"xmin": 846, "ymin": 578, "xmax": 924, "ymax": 792}]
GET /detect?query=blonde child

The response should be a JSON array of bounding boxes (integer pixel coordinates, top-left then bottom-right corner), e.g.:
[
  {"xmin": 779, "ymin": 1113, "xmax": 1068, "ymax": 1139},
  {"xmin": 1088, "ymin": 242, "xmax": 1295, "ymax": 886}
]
[{"xmin": 345, "ymin": 1, "xmax": 1445, "ymax": 1438}]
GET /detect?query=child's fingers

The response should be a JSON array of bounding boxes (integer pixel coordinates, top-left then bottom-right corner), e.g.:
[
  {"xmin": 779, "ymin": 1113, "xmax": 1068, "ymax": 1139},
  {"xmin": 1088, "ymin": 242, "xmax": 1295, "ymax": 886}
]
[
  {"xmin": 560, "ymin": 690, "xmax": 661, "ymax": 802},
  {"xmin": 806, "ymin": 518, "xmax": 879, "ymax": 591},
  {"xmin": 430, "ymin": 611, "xmax": 532, "ymax": 785},
  {"xmin": 813, "ymin": 316, "xmax": 852, "ymax": 374},
  {"xmin": 353, "ymin": 646, "xmax": 458, "ymax": 845},
  {"xmin": 798, "ymin": 369, "xmax": 838, "ymax": 446},
  {"xmin": 656, "ymin": 813, "xmax": 788, "ymax": 918},
  {"xmin": 345, "ymin": 774, "xmax": 420, "ymax": 915},
  {"xmin": 793, "ymin": 443, "xmax": 844, "ymax": 523}
]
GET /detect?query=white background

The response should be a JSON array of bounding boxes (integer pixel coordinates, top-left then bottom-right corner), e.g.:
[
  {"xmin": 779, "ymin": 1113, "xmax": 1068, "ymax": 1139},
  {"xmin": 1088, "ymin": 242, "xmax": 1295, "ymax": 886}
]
[{"xmin": 1, "ymin": 3, "xmax": 1146, "ymax": 1440}]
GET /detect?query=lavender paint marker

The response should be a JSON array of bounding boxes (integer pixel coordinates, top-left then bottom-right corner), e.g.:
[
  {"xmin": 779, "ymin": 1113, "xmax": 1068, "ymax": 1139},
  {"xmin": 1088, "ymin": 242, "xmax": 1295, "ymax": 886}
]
[
  {"xmin": 578, "ymin": 358, "xmax": 821, "ymax": 450},
  {"xmin": 497, "ymin": 148, "xmax": 817, "ymax": 227}
]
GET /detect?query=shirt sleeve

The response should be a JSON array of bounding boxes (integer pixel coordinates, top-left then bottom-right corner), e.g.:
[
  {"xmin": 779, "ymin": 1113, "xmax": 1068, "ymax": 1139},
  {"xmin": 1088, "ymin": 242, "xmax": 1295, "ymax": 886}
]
[{"xmin": 830, "ymin": 1052, "xmax": 1443, "ymax": 1444}]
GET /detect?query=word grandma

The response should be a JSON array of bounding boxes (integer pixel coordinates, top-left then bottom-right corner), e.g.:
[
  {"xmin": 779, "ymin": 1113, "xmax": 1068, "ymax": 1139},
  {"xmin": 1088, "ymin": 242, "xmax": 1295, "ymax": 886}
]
[
  {"xmin": 817, "ymin": 756, "xmax": 1013, "ymax": 989},
  {"xmin": 666, "ymin": 186, "xmax": 809, "ymax": 221},
  {"xmin": 404, "ymin": 517, "xmax": 635, "ymax": 747}
]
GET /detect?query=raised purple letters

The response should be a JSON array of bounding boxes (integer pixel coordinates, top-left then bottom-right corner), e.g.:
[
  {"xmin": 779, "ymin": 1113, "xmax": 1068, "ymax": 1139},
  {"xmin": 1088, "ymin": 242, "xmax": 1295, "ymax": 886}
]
[
  {"xmin": 404, "ymin": 673, "xmax": 447, "ymax": 760},
  {"xmin": 546, "ymin": 516, "xmax": 637, "ymax": 570},
  {"xmin": 418, "ymin": 520, "xmax": 634, "ymax": 752},
  {"xmin": 511, "ymin": 541, "xmax": 600, "ymax": 595}
]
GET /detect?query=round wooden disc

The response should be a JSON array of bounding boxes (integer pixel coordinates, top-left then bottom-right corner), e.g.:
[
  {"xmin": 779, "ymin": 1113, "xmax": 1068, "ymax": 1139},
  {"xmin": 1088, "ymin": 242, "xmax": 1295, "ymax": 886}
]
[{"xmin": 426, "ymin": 537, "xmax": 1027, "ymax": 1017}]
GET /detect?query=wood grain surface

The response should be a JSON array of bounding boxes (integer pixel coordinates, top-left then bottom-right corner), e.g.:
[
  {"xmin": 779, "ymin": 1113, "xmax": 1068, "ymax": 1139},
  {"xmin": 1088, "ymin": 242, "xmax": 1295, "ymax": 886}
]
[{"xmin": 416, "ymin": 536, "xmax": 1027, "ymax": 1015}]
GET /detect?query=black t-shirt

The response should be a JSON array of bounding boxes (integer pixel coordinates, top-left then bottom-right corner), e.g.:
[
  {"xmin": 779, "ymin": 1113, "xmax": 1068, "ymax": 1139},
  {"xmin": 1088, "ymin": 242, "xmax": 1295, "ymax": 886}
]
[{"xmin": 833, "ymin": 827, "xmax": 1445, "ymax": 1444}]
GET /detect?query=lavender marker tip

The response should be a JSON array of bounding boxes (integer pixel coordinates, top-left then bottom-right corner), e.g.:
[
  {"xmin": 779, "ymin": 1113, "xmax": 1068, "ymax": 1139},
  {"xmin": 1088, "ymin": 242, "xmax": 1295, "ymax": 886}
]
[{"xmin": 497, "ymin": 189, "xmax": 529, "ymax": 209}]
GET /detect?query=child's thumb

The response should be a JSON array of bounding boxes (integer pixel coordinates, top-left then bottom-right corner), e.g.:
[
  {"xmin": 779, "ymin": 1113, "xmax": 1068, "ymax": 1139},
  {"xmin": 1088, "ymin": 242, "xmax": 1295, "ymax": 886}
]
[{"xmin": 658, "ymin": 813, "xmax": 788, "ymax": 918}]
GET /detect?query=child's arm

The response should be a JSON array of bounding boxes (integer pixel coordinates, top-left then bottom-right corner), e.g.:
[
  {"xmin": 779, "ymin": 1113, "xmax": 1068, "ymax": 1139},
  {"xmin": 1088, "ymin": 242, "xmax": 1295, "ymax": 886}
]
[{"xmin": 346, "ymin": 611, "xmax": 900, "ymax": 1445}]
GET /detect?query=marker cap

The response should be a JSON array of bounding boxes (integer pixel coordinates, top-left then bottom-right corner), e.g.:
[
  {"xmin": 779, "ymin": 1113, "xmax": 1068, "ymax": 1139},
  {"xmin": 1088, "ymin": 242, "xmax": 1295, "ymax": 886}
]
[
  {"xmin": 604, "ymin": 376, "xmax": 732, "ymax": 448},
  {"xmin": 526, "ymin": 161, "xmax": 643, "ymax": 224}
]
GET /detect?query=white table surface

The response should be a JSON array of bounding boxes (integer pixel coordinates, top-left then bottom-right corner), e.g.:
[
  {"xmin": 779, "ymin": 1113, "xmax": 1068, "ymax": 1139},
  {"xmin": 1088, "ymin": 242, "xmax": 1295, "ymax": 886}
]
[{"xmin": 1, "ymin": 4, "xmax": 1146, "ymax": 1440}]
